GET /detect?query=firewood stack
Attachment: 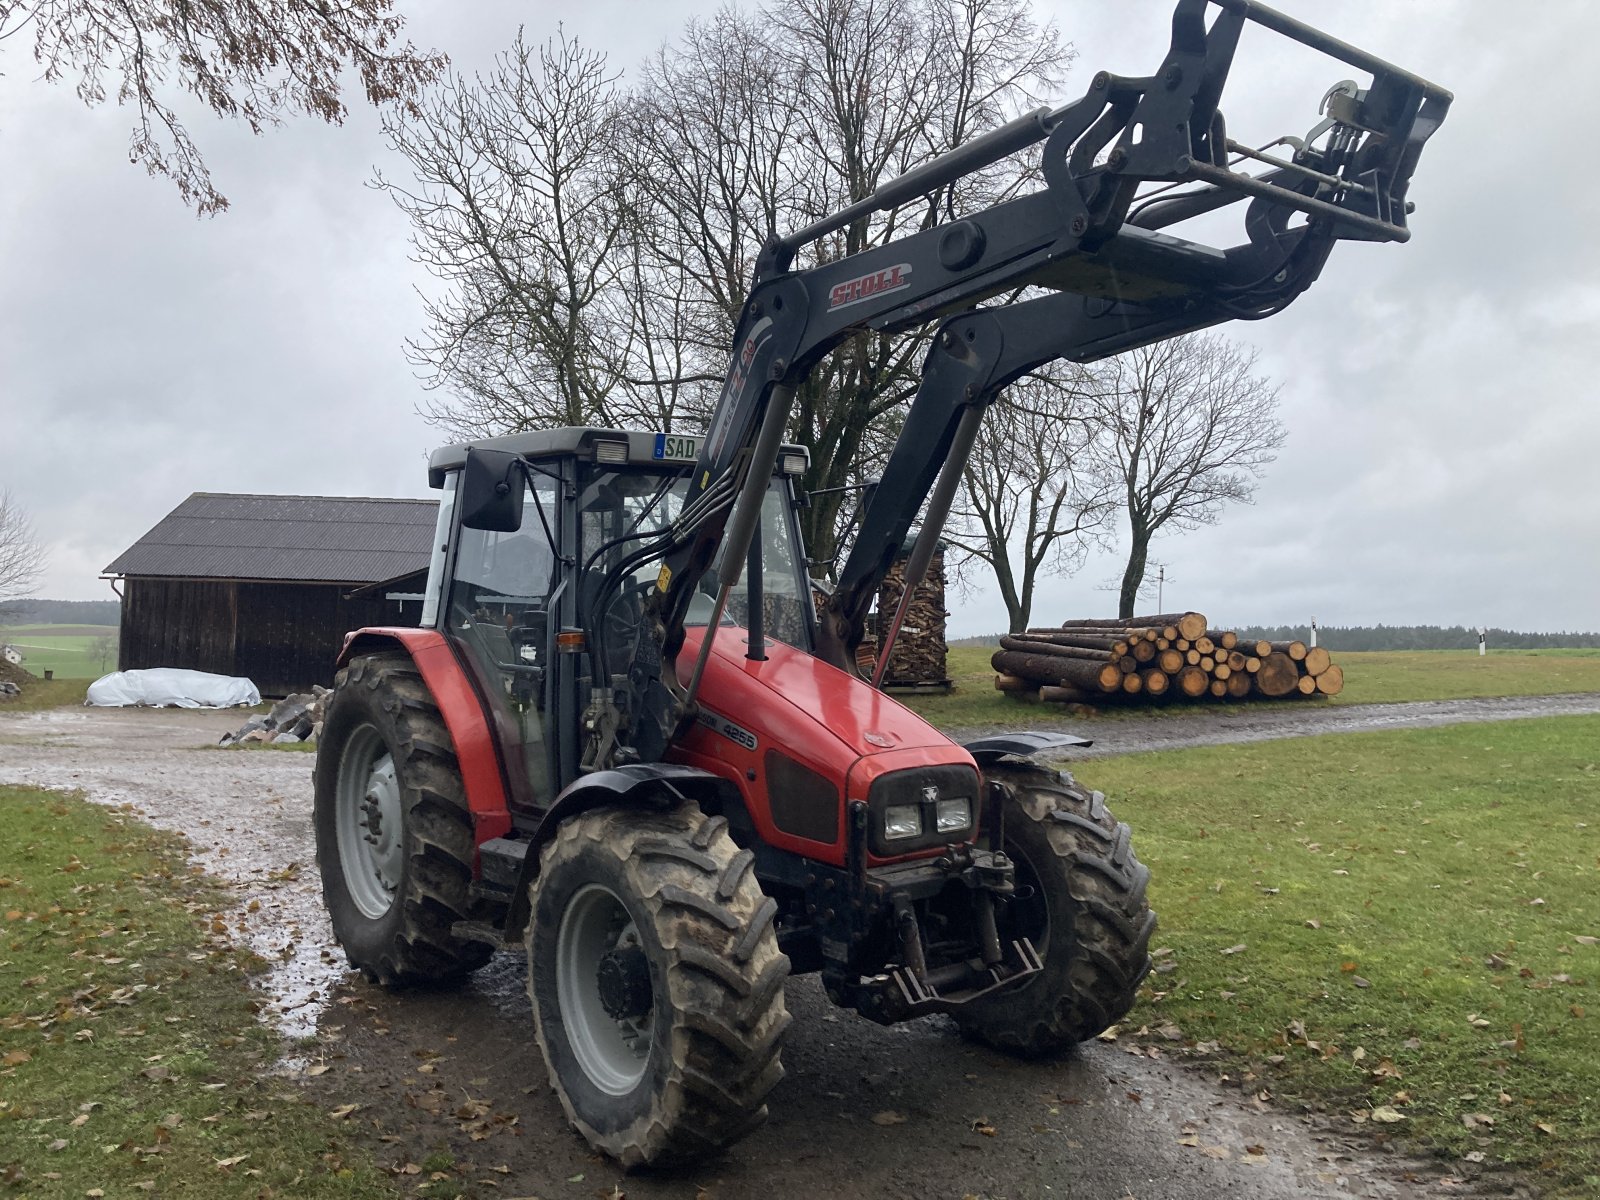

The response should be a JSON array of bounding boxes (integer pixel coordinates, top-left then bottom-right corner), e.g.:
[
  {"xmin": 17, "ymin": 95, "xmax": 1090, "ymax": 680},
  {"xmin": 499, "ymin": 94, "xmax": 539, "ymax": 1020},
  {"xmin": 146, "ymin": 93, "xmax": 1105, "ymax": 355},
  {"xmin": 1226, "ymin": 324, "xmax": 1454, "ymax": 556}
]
[
  {"xmin": 991, "ymin": 612, "xmax": 1344, "ymax": 704},
  {"xmin": 873, "ymin": 547, "xmax": 951, "ymax": 690}
]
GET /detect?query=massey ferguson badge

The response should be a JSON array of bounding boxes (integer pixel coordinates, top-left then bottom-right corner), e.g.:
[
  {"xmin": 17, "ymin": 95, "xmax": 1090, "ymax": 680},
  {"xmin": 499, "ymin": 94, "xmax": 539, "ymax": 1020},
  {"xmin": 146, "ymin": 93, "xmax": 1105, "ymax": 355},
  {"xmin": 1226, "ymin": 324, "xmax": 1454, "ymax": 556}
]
[{"xmin": 829, "ymin": 262, "xmax": 911, "ymax": 310}]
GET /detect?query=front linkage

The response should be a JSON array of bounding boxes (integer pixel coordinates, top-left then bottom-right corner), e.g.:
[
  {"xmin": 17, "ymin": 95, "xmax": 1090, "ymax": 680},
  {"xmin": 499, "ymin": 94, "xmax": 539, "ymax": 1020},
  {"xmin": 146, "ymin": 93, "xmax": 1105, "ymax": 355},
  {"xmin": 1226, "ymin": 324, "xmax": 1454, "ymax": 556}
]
[{"xmin": 752, "ymin": 732, "xmax": 1147, "ymax": 1046}]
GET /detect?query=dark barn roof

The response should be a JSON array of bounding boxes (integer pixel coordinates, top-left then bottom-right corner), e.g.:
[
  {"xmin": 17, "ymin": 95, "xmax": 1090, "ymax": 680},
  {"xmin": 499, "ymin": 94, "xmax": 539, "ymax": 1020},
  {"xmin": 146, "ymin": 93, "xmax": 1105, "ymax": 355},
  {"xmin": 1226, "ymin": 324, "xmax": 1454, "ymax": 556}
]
[{"xmin": 105, "ymin": 493, "xmax": 439, "ymax": 584}]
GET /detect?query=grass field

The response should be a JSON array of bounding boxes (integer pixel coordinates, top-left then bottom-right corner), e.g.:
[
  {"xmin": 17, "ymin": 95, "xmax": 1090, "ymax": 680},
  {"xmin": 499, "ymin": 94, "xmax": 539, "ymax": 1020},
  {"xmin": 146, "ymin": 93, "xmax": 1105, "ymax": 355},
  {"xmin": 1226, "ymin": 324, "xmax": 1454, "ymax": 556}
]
[
  {"xmin": 0, "ymin": 786, "xmax": 392, "ymax": 1198},
  {"xmin": 0, "ymin": 625, "xmax": 118, "ymax": 681},
  {"xmin": 1073, "ymin": 715, "xmax": 1600, "ymax": 1194},
  {"xmin": 902, "ymin": 645, "xmax": 1600, "ymax": 728},
  {"xmin": 0, "ymin": 679, "xmax": 90, "ymax": 713}
]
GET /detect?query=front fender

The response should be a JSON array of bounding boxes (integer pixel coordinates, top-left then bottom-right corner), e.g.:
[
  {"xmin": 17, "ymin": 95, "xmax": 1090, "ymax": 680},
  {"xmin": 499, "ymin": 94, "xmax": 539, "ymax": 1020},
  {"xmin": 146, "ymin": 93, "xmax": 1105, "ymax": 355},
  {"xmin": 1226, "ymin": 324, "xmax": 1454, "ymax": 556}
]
[
  {"xmin": 964, "ymin": 730, "xmax": 1093, "ymax": 767},
  {"xmin": 502, "ymin": 763, "xmax": 730, "ymax": 938}
]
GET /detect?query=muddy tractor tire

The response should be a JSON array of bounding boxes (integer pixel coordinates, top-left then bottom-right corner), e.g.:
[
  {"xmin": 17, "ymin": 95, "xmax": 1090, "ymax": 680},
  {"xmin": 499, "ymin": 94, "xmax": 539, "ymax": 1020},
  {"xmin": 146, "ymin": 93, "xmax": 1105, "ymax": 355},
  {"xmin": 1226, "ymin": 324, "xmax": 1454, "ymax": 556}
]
[
  {"xmin": 527, "ymin": 802, "xmax": 790, "ymax": 1168},
  {"xmin": 955, "ymin": 762, "xmax": 1155, "ymax": 1055},
  {"xmin": 313, "ymin": 652, "xmax": 492, "ymax": 986}
]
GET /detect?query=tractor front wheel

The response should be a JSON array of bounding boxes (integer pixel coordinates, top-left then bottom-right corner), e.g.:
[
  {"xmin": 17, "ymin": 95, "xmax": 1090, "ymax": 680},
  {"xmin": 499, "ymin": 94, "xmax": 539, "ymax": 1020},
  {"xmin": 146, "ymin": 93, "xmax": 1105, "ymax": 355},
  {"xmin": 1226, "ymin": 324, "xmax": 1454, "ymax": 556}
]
[
  {"xmin": 955, "ymin": 762, "xmax": 1155, "ymax": 1054},
  {"xmin": 527, "ymin": 802, "xmax": 790, "ymax": 1167},
  {"xmin": 313, "ymin": 652, "xmax": 492, "ymax": 986}
]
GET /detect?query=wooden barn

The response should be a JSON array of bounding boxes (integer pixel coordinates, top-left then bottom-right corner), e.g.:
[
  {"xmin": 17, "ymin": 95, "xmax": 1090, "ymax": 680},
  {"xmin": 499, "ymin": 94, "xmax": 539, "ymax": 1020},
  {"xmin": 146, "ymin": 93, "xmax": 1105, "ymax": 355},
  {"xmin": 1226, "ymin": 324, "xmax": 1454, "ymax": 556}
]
[{"xmin": 103, "ymin": 493, "xmax": 437, "ymax": 696}]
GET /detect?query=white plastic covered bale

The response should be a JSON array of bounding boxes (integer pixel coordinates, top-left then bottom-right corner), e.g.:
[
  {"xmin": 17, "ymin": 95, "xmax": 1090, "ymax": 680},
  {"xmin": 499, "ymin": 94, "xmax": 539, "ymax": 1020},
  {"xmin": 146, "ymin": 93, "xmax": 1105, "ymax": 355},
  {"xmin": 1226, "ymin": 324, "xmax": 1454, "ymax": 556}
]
[{"xmin": 86, "ymin": 668, "xmax": 261, "ymax": 709}]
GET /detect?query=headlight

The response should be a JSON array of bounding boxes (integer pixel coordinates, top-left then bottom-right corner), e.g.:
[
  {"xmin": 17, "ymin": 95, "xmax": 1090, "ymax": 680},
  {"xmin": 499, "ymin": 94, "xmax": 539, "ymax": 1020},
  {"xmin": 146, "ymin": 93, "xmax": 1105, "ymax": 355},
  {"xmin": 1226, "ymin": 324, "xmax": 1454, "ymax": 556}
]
[
  {"xmin": 935, "ymin": 798, "xmax": 971, "ymax": 834},
  {"xmin": 883, "ymin": 804, "xmax": 922, "ymax": 840}
]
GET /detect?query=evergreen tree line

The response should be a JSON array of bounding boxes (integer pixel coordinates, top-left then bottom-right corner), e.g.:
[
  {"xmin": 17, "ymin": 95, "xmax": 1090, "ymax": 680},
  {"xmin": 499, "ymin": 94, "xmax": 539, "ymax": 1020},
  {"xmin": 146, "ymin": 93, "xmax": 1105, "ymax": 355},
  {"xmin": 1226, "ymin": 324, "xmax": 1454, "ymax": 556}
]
[
  {"xmin": 952, "ymin": 624, "xmax": 1600, "ymax": 650},
  {"xmin": 0, "ymin": 599, "xmax": 121, "ymax": 626},
  {"xmin": 1233, "ymin": 625, "xmax": 1600, "ymax": 651}
]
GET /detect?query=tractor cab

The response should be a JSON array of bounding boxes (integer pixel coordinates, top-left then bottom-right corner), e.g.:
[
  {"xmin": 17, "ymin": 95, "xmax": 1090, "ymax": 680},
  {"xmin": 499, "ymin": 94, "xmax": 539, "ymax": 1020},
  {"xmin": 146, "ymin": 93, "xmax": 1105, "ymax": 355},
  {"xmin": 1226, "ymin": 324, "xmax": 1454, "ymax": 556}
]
[{"xmin": 420, "ymin": 427, "xmax": 814, "ymax": 812}]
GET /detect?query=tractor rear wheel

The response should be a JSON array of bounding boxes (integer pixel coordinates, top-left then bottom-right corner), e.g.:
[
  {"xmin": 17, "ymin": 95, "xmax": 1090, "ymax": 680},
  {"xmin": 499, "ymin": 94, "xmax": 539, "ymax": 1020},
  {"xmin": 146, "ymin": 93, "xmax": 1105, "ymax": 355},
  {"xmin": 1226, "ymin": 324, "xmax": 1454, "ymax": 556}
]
[
  {"xmin": 313, "ymin": 652, "xmax": 492, "ymax": 986},
  {"xmin": 955, "ymin": 762, "xmax": 1154, "ymax": 1054},
  {"xmin": 527, "ymin": 802, "xmax": 790, "ymax": 1168}
]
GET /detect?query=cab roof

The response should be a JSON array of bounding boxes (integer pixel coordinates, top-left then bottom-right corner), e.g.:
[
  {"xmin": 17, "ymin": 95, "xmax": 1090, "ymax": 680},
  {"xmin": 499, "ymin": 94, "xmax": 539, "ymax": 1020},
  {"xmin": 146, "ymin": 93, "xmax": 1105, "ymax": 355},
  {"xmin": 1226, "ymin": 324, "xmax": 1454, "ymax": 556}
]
[{"xmin": 426, "ymin": 427, "xmax": 808, "ymax": 489}]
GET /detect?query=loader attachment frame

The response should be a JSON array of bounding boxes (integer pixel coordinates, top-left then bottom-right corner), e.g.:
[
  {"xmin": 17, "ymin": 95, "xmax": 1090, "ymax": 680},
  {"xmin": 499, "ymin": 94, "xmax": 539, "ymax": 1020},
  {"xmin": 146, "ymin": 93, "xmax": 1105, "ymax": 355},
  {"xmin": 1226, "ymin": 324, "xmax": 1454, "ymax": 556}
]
[{"xmin": 580, "ymin": 0, "xmax": 1449, "ymax": 769}]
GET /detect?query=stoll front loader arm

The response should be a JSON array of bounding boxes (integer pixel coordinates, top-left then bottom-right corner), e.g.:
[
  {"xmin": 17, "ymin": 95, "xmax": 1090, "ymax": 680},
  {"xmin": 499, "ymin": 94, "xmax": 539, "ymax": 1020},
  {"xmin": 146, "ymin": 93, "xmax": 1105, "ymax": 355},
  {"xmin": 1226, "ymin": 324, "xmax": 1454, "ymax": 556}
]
[{"xmin": 581, "ymin": 0, "xmax": 1449, "ymax": 770}]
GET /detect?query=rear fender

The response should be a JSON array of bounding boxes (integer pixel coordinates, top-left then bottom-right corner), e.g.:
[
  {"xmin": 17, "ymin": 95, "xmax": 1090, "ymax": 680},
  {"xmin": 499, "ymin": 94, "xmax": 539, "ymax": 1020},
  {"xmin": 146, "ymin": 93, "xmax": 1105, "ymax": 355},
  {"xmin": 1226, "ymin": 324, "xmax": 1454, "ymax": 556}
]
[
  {"xmin": 501, "ymin": 763, "xmax": 729, "ymax": 938},
  {"xmin": 334, "ymin": 627, "xmax": 512, "ymax": 850}
]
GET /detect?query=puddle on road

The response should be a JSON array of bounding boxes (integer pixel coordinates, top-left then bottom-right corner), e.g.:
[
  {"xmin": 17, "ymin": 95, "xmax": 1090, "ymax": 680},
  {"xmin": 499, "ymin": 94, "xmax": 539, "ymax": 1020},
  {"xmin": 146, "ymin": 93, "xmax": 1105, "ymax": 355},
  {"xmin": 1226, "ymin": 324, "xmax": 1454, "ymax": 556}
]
[{"xmin": 212, "ymin": 857, "xmax": 349, "ymax": 1046}]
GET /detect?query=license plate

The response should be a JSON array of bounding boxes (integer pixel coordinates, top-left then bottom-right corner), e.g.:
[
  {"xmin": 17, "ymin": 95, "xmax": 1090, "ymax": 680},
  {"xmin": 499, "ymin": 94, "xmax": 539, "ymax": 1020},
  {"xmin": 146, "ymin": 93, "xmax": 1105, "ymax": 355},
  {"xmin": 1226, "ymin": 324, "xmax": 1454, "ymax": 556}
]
[{"xmin": 653, "ymin": 433, "xmax": 699, "ymax": 461}]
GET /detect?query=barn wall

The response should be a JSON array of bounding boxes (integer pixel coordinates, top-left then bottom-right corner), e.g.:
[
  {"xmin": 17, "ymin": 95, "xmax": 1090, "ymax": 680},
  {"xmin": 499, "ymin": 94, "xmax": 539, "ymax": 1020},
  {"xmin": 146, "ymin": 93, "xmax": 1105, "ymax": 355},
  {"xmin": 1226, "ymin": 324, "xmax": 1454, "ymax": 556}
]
[
  {"xmin": 120, "ymin": 579, "xmax": 238, "ymax": 676},
  {"xmin": 237, "ymin": 583, "xmax": 423, "ymax": 696},
  {"xmin": 119, "ymin": 577, "xmax": 424, "ymax": 696}
]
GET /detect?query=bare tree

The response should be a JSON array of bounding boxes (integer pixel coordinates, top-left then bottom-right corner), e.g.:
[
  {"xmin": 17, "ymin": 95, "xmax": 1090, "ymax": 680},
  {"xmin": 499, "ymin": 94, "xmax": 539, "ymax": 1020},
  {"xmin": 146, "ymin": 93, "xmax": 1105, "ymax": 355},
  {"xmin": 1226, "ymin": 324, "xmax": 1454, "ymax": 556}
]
[
  {"xmin": 630, "ymin": 0, "xmax": 1071, "ymax": 564},
  {"xmin": 1086, "ymin": 334, "xmax": 1285, "ymax": 619},
  {"xmin": 384, "ymin": 0, "xmax": 1071, "ymax": 566},
  {"xmin": 944, "ymin": 373, "xmax": 1113, "ymax": 633},
  {"xmin": 2, "ymin": 0, "xmax": 446, "ymax": 214},
  {"xmin": 92, "ymin": 633, "xmax": 118, "ymax": 671},
  {"xmin": 376, "ymin": 31, "xmax": 628, "ymax": 438},
  {"xmin": 0, "ymin": 490, "xmax": 48, "ymax": 602}
]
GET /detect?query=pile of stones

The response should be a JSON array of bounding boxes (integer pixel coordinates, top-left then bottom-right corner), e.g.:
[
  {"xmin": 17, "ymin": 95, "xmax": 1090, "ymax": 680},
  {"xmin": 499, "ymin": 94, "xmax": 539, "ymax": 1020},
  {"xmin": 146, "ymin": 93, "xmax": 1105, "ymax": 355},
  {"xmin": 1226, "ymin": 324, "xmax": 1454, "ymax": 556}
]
[{"xmin": 219, "ymin": 686, "xmax": 330, "ymax": 746}]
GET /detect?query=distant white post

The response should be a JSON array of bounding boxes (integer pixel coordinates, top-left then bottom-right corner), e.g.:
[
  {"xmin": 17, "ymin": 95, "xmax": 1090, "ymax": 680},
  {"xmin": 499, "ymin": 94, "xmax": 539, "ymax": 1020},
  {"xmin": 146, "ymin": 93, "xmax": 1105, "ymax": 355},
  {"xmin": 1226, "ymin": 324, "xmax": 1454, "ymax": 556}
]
[
  {"xmin": 1309, "ymin": 615, "xmax": 1317, "ymax": 649},
  {"xmin": 1478, "ymin": 627, "xmax": 1487, "ymax": 656}
]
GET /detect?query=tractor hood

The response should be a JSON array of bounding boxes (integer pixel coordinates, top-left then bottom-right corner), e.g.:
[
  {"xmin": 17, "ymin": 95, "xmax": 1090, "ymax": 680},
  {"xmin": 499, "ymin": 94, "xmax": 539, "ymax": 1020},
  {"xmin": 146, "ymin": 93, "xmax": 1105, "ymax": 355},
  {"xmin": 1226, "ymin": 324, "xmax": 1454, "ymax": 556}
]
[
  {"xmin": 669, "ymin": 626, "xmax": 980, "ymax": 867},
  {"xmin": 675, "ymin": 626, "xmax": 965, "ymax": 767}
]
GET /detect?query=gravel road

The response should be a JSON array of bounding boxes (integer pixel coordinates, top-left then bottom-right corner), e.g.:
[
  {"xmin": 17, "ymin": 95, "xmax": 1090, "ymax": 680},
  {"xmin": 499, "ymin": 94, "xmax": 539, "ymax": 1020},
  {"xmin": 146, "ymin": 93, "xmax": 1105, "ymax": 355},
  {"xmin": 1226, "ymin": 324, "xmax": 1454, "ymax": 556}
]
[
  {"xmin": 3, "ymin": 698, "xmax": 1567, "ymax": 1199},
  {"xmin": 944, "ymin": 692, "xmax": 1600, "ymax": 758}
]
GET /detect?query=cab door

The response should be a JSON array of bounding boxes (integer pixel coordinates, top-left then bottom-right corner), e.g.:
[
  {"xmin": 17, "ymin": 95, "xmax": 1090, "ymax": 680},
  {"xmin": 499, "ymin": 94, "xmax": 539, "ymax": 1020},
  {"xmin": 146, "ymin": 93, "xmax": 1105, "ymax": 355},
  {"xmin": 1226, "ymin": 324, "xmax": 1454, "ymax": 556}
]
[{"xmin": 443, "ymin": 473, "xmax": 560, "ymax": 813}]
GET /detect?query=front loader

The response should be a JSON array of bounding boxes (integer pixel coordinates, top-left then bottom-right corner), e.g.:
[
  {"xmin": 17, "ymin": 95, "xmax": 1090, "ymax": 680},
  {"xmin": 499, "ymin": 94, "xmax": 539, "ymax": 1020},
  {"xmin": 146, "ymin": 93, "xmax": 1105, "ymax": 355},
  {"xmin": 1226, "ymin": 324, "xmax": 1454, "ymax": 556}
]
[{"xmin": 312, "ymin": 0, "xmax": 1449, "ymax": 1168}]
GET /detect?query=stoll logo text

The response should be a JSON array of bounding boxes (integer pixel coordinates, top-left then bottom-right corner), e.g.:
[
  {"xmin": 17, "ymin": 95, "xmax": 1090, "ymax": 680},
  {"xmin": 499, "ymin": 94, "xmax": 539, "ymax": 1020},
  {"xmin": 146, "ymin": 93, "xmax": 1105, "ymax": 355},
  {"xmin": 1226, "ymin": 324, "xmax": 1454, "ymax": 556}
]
[{"xmin": 828, "ymin": 263, "xmax": 912, "ymax": 311}]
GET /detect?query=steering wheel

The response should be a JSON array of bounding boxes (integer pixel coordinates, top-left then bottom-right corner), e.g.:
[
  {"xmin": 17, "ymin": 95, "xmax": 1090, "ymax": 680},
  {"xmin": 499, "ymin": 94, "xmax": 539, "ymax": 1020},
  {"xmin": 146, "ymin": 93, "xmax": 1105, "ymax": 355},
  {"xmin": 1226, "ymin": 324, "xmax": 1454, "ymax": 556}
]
[{"xmin": 595, "ymin": 575, "xmax": 653, "ymax": 678}]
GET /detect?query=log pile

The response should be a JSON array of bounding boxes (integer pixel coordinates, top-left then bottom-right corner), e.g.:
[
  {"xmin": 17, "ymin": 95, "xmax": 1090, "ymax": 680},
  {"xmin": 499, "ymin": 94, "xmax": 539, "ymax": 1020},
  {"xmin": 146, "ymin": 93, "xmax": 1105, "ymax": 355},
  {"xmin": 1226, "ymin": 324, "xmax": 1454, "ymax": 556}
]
[
  {"xmin": 992, "ymin": 612, "xmax": 1344, "ymax": 705},
  {"xmin": 874, "ymin": 547, "xmax": 951, "ymax": 691}
]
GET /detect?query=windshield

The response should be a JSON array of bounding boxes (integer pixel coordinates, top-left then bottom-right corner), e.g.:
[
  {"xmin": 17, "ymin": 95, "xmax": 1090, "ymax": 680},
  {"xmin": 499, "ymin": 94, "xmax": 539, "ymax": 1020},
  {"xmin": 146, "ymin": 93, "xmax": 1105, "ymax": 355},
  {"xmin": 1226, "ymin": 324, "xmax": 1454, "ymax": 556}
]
[{"xmin": 578, "ymin": 469, "xmax": 811, "ymax": 649}]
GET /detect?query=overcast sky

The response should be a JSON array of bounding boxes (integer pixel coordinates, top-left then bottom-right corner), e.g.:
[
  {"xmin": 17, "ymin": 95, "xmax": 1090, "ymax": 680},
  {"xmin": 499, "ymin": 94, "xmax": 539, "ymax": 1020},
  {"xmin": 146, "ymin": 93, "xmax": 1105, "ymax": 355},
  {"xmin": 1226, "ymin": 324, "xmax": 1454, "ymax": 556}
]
[{"xmin": 3, "ymin": 1, "xmax": 1595, "ymax": 636}]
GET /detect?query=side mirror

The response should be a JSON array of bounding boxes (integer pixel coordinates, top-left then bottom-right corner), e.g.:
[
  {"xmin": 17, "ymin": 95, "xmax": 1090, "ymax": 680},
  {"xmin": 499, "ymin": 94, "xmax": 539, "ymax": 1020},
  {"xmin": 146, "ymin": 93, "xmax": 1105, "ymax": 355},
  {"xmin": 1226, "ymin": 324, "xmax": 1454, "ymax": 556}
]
[{"xmin": 459, "ymin": 447, "xmax": 524, "ymax": 532}]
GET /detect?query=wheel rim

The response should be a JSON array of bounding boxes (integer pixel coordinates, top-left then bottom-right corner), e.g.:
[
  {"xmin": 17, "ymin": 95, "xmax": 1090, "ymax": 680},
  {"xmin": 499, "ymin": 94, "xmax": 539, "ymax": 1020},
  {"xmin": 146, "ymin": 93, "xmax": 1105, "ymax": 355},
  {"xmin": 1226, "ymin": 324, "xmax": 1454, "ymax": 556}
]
[
  {"xmin": 556, "ymin": 883, "xmax": 653, "ymax": 1095},
  {"xmin": 335, "ymin": 723, "xmax": 404, "ymax": 920}
]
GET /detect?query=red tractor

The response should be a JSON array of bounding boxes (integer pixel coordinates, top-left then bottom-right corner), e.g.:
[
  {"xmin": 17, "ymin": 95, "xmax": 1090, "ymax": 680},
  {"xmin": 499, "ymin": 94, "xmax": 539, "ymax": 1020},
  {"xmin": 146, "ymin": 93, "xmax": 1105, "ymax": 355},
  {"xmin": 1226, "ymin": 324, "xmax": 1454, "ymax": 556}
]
[{"xmin": 314, "ymin": 0, "xmax": 1447, "ymax": 1167}]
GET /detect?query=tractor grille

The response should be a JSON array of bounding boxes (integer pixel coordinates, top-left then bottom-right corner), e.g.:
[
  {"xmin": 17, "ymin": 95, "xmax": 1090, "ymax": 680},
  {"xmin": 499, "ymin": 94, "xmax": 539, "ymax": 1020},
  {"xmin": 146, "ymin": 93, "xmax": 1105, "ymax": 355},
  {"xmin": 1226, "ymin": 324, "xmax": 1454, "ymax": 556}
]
[{"xmin": 765, "ymin": 751, "xmax": 840, "ymax": 844}]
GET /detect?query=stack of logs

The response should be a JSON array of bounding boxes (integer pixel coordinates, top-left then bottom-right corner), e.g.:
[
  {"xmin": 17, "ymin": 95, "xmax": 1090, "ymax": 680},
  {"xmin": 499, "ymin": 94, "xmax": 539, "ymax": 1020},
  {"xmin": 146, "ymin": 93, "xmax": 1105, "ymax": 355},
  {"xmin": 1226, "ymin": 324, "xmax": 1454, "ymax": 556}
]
[
  {"xmin": 872, "ymin": 547, "xmax": 951, "ymax": 690},
  {"xmin": 992, "ymin": 612, "xmax": 1344, "ymax": 704}
]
